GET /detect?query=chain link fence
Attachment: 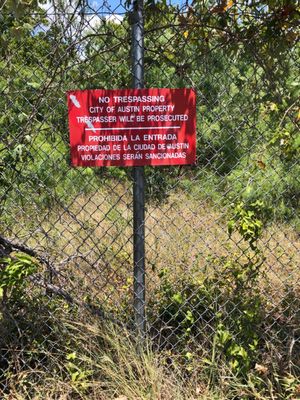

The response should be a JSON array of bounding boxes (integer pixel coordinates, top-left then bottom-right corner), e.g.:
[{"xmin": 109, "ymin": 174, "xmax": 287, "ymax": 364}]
[{"xmin": 0, "ymin": 0, "xmax": 299, "ymax": 398}]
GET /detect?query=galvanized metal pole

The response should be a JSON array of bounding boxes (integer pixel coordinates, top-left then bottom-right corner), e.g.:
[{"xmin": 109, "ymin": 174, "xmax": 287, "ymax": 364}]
[{"xmin": 132, "ymin": 0, "xmax": 146, "ymax": 336}]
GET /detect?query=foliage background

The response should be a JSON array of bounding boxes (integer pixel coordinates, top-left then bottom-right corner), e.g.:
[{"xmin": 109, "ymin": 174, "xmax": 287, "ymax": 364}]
[{"xmin": 0, "ymin": 0, "xmax": 299, "ymax": 398}]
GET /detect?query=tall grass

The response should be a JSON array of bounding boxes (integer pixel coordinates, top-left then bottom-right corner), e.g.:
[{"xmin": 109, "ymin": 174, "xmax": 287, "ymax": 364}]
[
  {"xmin": 1, "ymin": 301, "xmax": 299, "ymax": 400},
  {"xmin": 1, "ymin": 187, "xmax": 299, "ymax": 399},
  {"xmin": 0, "ymin": 311, "xmax": 216, "ymax": 400}
]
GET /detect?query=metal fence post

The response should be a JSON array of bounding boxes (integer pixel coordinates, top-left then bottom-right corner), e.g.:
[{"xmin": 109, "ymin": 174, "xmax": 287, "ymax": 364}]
[{"xmin": 131, "ymin": 0, "xmax": 146, "ymax": 336}]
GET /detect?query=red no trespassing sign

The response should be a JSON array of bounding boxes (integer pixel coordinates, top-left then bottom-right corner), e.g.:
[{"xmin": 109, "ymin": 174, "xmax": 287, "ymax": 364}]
[{"xmin": 67, "ymin": 88, "xmax": 196, "ymax": 167}]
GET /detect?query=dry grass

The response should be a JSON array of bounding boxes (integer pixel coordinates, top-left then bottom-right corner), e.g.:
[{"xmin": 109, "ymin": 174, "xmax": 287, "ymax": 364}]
[
  {"xmin": 2, "ymin": 312, "xmax": 297, "ymax": 400},
  {"xmin": 4, "ymin": 185, "xmax": 299, "ymax": 314},
  {"xmin": 1, "ymin": 185, "xmax": 299, "ymax": 399},
  {"xmin": 145, "ymin": 192, "xmax": 300, "ymax": 306},
  {"xmin": 0, "ymin": 316, "xmax": 221, "ymax": 400}
]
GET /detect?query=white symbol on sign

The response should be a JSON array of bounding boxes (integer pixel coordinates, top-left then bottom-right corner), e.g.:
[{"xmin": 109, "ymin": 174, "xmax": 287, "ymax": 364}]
[
  {"xmin": 69, "ymin": 95, "xmax": 81, "ymax": 108},
  {"xmin": 70, "ymin": 95, "xmax": 97, "ymax": 132},
  {"xmin": 86, "ymin": 119, "xmax": 97, "ymax": 133}
]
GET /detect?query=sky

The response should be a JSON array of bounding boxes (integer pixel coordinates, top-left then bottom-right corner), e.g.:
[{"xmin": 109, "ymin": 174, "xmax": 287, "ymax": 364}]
[
  {"xmin": 84, "ymin": 0, "xmax": 185, "ymax": 16},
  {"xmin": 39, "ymin": 0, "xmax": 186, "ymax": 32}
]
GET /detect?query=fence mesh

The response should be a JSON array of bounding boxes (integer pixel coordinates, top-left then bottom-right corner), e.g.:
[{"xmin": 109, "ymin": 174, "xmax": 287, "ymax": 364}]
[{"xmin": 0, "ymin": 0, "xmax": 299, "ymax": 398}]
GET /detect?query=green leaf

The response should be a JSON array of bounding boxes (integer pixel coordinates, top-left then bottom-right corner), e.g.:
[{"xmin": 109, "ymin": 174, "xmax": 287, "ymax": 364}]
[
  {"xmin": 172, "ymin": 292, "xmax": 183, "ymax": 304},
  {"xmin": 66, "ymin": 352, "xmax": 77, "ymax": 361}
]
